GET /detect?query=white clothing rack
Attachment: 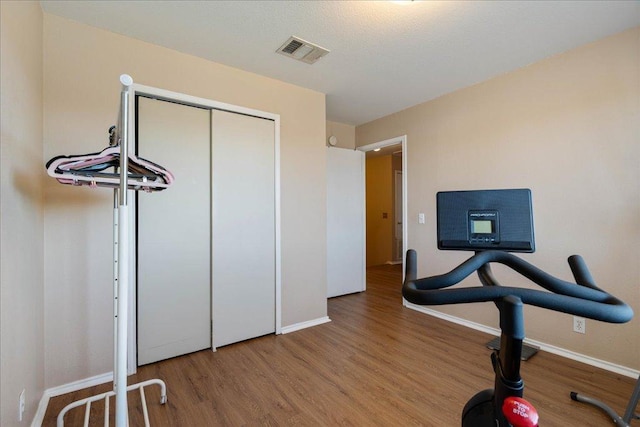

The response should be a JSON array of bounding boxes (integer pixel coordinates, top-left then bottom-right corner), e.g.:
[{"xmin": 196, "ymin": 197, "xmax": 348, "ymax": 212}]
[{"xmin": 56, "ymin": 75, "xmax": 168, "ymax": 426}]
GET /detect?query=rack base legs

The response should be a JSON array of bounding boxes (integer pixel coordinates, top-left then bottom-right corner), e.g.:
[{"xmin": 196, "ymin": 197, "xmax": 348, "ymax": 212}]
[{"xmin": 56, "ymin": 378, "xmax": 167, "ymax": 427}]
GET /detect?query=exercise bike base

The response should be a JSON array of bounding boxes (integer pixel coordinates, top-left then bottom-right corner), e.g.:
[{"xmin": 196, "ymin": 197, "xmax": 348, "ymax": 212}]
[{"xmin": 462, "ymin": 389, "xmax": 496, "ymax": 427}]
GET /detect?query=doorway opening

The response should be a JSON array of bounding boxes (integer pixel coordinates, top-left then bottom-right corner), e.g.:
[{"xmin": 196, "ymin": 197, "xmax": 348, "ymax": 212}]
[{"xmin": 358, "ymin": 136, "xmax": 407, "ymax": 283}]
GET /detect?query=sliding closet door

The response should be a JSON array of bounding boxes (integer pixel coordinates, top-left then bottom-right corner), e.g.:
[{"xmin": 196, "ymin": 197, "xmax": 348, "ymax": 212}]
[
  {"xmin": 137, "ymin": 97, "xmax": 211, "ymax": 365},
  {"xmin": 212, "ymin": 110, "xmax": 275, "ymax": 348}
]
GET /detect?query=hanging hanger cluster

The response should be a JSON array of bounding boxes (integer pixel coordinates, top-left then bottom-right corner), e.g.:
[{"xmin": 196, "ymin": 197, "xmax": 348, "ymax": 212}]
[{"xmin": 46, "ymin": 125, "xmax": 174, "ymax": 191}]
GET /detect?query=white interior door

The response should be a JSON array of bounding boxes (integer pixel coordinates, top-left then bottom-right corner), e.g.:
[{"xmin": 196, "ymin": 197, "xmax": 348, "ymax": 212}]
[
  {"xmin": 326, "ymin": 147, "xmax": 365, "ymax": 298},
  {"xmin": 212, "ymin": 109, "xmax": 276, "ymax": 348},
  {"xmin": 137, "ymin": 97, "xmax": 211, "ymax": 365}
]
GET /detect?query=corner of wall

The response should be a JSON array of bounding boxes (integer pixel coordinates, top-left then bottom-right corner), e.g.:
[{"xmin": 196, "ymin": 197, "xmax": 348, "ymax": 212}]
[{"xmin": 326, "ymin": 120, "xmax": 356, "ymax": 149}]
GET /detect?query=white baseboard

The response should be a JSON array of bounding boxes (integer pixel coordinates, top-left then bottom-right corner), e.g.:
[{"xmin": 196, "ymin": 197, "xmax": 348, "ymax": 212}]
[
  {"xmin": 32, "ymin": 372, "xmax": 113, "ymax": 426},
  {"xmin": 46, "ymin": 371, "xmax": 113, "ymax": 397},
  {"xmin": 403, "ymin": 301, "xmax": 639, "ymax": 379},
  {"xmin": 280, "ymin": 316, "xmax": 331, "ymax": 334},
  {"xmin": 32, "ymin": 394, "xmax": 50, "ymax": 427}
]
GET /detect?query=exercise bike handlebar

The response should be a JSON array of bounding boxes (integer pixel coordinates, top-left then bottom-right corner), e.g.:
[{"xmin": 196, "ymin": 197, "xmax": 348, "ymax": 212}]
[{"xmin": 402, "ymin": 249, "xmax": 633, "ymax": 324}]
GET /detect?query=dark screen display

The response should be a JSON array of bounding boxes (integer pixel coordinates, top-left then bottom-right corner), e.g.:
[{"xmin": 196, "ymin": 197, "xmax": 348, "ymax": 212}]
[{"xmin": 472, "ymin": 220, "xmax": 493, "ymax": 234}]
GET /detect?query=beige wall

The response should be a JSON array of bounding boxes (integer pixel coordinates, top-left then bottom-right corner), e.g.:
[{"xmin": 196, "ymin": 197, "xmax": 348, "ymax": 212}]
[
  {"xmin": 0, "ymin": 2, "xmax": 45, "ymax": 425},
  {"xmin": 357, "ymin": 27, "xmax": 640, "ymax": 370},
  {"xmin": 366, "ymin": 156, "xmax": 394, "ymax": 266},
  {"xmin": 326, "ymin": 121, "xmax": 356, "ymax": 149},
  {"xmin": 43, "ymin": 14, "xmax": 327, "ymax": 388}
]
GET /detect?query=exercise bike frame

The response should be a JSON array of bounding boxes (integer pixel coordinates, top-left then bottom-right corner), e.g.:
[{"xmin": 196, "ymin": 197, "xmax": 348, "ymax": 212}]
[{"xmin": 402, "ymin": 249, "xmax": 633, "ymax": 426}]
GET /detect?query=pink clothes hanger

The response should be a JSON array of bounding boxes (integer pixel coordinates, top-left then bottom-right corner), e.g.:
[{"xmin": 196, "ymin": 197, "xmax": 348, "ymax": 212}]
[{"xmin": 46, "ymin": 128, "xmax": 174, "ymax": 191}]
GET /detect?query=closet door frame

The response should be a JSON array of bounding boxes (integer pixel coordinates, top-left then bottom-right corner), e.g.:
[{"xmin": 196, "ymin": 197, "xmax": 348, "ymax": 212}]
[{"xmin": 126, "ymin": 84, "xmax": 281, "ymax": 374}]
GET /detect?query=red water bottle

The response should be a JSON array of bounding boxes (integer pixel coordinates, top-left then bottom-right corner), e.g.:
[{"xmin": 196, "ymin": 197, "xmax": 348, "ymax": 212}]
[{"xmin": 502, "ymin": 396, "xmax": 539, "ymax": 427}]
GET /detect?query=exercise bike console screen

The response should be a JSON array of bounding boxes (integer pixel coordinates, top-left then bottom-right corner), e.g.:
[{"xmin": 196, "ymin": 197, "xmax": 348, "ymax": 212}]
[{"xmin": 437, "ymin": 189, "xmax": 535, "ymax": 252}]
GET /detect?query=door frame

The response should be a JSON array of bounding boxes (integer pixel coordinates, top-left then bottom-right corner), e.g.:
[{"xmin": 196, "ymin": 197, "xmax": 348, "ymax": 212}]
[
  {"xmin": 357, "ymin": 135, "xmax": 408, "ymax": 278},
  {"xmin": 126, "ymin": 84, "xmax": 282, "ymax": 374},
  {"xmin": 394, "ymin": 170, "xmax": 403, "ymax": 262}
]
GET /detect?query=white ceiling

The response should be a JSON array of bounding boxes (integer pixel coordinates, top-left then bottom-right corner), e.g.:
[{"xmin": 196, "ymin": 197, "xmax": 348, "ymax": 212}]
[{"xmin": 41, "ymin": 1, "xmax": 640, "ymax": 126}]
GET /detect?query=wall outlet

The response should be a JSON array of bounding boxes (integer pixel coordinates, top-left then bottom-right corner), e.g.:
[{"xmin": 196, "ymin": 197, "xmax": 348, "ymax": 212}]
[
  {"xmin": 573, "ymin": 316, "xmax": 586, "ymax": 334},
  {"xmin": 18, "ymin": 389, "xmax": 25, "ymax": 422},
  {"xmin": 418, "ymin": 213, "xmax": 425, "ymax": 224}
]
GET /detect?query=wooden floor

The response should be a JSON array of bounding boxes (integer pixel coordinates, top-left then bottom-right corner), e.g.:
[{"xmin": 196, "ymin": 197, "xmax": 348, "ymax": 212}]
[{"xmin": 44, "ymin": 265, "xmax": 636, "ymax": 426}]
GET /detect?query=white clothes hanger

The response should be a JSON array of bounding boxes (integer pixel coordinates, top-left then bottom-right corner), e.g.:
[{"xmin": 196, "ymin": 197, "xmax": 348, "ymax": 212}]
[{"xmin": 46, "ymin": 143, "xmax": 174, "ymax": 191}]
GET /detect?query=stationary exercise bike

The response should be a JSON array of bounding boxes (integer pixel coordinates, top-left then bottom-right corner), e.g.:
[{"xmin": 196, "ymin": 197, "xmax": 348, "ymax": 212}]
[{"xmin": 402, "ymin": 189, "xmax": 634, "ymax": 427}]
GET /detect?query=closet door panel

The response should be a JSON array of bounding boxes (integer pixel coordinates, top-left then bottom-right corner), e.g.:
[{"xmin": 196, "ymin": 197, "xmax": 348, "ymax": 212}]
[
  {"xmin": 212, "ymin": 110, "xmax": 275, "ymax": 348},
  {"xmin": 137, "ymin": 97, "xmax": 211, "ymax": 365}
]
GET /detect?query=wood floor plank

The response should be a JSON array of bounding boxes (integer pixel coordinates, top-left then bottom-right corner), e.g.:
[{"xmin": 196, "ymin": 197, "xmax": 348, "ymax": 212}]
[{"xmin": 43, "ymin": 264, "xmax": 636, "ymax": 426}]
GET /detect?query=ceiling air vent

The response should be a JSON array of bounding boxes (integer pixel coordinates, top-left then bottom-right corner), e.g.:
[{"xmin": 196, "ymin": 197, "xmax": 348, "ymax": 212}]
[{"xmin": 276, "ymin": 36, "xmax": 329, "ymax": 64}]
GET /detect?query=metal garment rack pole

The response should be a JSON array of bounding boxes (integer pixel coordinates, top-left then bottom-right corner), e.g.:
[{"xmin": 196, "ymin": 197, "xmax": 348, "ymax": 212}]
[
  {"xmin": 115, "ymin": 73, "xmax": 132, "ymax": 427},
  {"xmin": 57, "ymin": 75, "xmax": 167, "ymax": 427}
]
